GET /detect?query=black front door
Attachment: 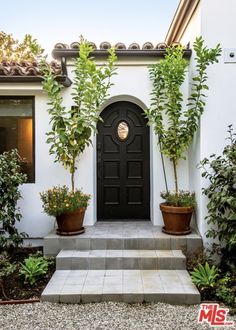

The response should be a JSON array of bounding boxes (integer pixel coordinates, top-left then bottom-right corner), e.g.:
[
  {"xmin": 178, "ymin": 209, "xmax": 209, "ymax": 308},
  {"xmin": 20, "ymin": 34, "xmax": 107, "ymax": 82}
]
[{"xmin": 97, "ymin": 101, "xmax": 150, "ymax": 220}]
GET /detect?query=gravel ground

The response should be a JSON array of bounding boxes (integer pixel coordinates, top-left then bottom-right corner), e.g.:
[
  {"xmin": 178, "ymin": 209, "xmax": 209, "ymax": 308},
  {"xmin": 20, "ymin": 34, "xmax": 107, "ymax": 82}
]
[{"xmin": 0, "ymin": 302, "xmax": 235, "ymax": 330}]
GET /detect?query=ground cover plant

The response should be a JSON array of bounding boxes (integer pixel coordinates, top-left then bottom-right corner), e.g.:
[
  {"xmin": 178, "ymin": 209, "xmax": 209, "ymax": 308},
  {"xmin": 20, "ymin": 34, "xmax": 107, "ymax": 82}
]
[{"xmin": 0, "ymin": 248, "xmax": 55, "ymax": 301}]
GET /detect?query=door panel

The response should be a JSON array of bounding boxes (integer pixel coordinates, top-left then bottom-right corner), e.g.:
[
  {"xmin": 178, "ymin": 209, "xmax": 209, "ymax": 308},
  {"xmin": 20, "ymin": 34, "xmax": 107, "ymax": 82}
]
[{"xmin": 97, "ymin": 101, "xmax": 150, "ymax": 220}]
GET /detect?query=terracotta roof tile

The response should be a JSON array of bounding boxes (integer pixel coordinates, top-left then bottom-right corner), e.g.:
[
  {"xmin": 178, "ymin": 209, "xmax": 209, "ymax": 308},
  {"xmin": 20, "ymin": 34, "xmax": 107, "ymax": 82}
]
[
  {"xmin": 0, "ymin": 60, "xmax": 62, "ymax": 77},
  {"xmin": 53, "ymin": 41, "xmax": 184, "ymax": 51},
  {"xmin": 128, "ymin": 43, "xmax": 140, "ymax": 50},
  {"xmin": 100, "ymin": 41, "xmax": 111, "ymax": 50}
]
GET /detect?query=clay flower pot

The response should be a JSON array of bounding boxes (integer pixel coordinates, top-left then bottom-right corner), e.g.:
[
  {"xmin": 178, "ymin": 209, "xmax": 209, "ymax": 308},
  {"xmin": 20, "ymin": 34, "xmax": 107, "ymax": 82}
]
[
  {"xmin": 56, "ymin": 207, "xmax": 86, "ymax": 236},
  {"xmin": 160, "ymin": 203, "xmax": 194, "ymax": 235}
]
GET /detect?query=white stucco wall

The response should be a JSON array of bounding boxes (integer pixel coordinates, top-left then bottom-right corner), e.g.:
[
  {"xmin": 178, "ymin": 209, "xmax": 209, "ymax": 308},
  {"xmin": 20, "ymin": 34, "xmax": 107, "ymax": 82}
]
[
  {"xmin": 0, "ymin": 57, "xmax": 190, "ymax": 237},
  {"xmin": 179, "ymin": 0, "xmax": 236, "ymax": 244}
]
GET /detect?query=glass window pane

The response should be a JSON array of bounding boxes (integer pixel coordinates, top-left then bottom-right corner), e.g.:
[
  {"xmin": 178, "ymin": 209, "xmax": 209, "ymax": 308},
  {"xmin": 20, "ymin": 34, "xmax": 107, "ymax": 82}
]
[
  {"xmin": 0, "ymin": 97, "xmax": 34, "ymax": 182},
  {"xmin": 117, "ymin": 121, "xmax": 129, "ymax": 140}
]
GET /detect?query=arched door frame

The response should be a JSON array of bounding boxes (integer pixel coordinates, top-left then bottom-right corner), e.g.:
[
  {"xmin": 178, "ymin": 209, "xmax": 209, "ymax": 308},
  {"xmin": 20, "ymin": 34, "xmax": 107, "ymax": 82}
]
[{"xmin": 92, "ymin": 95, "xmax": 154, "ymax": 223}]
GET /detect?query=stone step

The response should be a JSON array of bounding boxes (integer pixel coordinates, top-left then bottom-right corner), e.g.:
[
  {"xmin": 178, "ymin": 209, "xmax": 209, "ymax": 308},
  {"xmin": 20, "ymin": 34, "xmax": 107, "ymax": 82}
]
[
  {"xmin": 56, "ymin": 249, "xmax": 186, "ymax": 270},
  {"xmin": 41, "ymin": 269, "xmax": 200, "ymax": 304},
  {"xmin": 44, "ymin": 224, "xmax": 202, "ymax": 256}
]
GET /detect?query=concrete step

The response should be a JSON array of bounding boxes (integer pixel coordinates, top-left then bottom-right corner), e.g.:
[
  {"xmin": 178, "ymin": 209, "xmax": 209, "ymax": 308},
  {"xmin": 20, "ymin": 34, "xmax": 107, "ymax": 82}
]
[
  {"xmin": 44, "ymin": 224, "xmax": 202, "ymax": 256},
  {"xmin": 56, "ymin": 249, "xmax": 186, "ymax": 270},
  {"xmin": 41, "ymin": 269, "xmax": 200, "ymax": 304}
]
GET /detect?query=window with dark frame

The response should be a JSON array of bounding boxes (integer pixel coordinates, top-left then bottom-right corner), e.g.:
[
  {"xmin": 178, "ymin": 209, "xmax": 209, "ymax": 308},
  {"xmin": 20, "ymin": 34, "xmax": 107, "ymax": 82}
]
[{"xmin": 0, "ymin": 96, "xmax": 35, "ymax": 183}]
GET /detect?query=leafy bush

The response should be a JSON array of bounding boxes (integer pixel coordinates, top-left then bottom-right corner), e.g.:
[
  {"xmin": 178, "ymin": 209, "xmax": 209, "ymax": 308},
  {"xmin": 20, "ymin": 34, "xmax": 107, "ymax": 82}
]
[
  {"xmin": 0, "ymin": 149, "xmax": 28, "ymax": 250},
  {"xmin": 200, "ymin": 125, "xmax": 236, "ymax": 264},
  {"xmin": 0, "ymin": 31, "xmax": 43, "ymax": 62},
  {"xmin": 0, "ymin": 252, "xmax": 17, "ymax": 299},
  {"xmin": 40, "ymin": 36, "xmax": 117, "ymax": 192},
  {"xmin": 145, "ymin": 37, "xmax": 221, "ymax": 195},
  {"xmin": 190, "ymin": 262, "xmax": 219, "ymax": 289},
  {"xmin": 161, "ymin": 190, "xmax": 196, "ymax": 207},
  {"xmin": 190, "ymin": 260, "xmax": 236, "ymax": 313},
  {"xmin": 216, "ymin": 272, "xmax": 236, "ymax": 312},
  {"xmin": 20, "ymin": 254, "xmax": 52, "ymax": 285},
  {"xmin": 40, "ymin": 185, "xmax": 90, "ymax": 217},
  {"xmin": 0, "ymin": 252, "xmax": 17, "ymax": 278}
]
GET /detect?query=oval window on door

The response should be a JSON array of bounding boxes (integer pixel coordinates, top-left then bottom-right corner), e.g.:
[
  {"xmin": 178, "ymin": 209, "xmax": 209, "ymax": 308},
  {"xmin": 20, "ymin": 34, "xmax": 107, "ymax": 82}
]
[{"xmin": 117, "ymin": 121, "xmax": 129, "ymax": 141}]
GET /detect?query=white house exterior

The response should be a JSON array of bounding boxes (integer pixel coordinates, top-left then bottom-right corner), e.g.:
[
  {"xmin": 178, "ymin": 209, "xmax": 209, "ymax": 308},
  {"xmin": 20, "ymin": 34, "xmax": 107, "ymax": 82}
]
[
  {"xmin": 0, "ymin": 0, "xmax": 235, "ymax": 246},
  {"xmin": 166, "ymin": 0, "xmax": 236, "ymax": 244}
]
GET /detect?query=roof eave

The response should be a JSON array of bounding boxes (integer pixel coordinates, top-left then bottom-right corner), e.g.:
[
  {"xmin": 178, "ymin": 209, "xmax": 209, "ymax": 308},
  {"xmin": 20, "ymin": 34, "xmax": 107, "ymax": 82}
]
[
  {"xmin": 52, "ymin": 49, "xmax": 192, "ymax": 60},
  {"xmin": 165, "ymin": 0, "xmax": 200, "ymax": 45},
  {"xmin": 0, "ymin": 75, "xmax": 72, "ymax": 87}
]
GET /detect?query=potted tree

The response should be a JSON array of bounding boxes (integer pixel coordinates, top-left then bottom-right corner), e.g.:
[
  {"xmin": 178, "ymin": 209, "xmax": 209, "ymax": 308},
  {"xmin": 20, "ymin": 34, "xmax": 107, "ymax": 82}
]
[
  {"xmin": 40, "ymin": 37, "xmax": 117, "ymax": 235},
  {"xmin": 145, "ymin": 37, "xmax": 221, "ymax": 235}
]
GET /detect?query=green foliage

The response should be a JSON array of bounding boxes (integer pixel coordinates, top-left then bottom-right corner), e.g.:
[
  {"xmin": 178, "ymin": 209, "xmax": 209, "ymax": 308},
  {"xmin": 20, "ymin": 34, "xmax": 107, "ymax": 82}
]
[
  {"xmin": 186, "ymin": 247, "xmax": 212, "ymax": 272},
  {"xmin": 190, "ymin": 262, "xmax": 219, "ymax": 289},
  {"xmin": 216, "ymin": 272, "xmax": 236, "ymax": 312},
  {"xmin": 20, "ymin": 254, "xmax": 51, "ymax": 285},
  {"xmin": 190, "ymin": 257, "xmax": 236, "ymax": 313},
  {"xmin": 40, "ymin": 185, "xmax": 90, "ymax": 217},
  {"xmin": 145, "ymin": 37, "xmax": 221, "ymax": 194},
  {"xmin": 0, "ymin": 149, "xmax": 28, "ymax": 250},
  {"xmin": 161, "ymin": 190, "xmax": 196, "ymax": 207},
  {"xmin": 0, "ymin": 31, "xmax": 43, "ymax": 62},
  {"xmin": 0, "ymin": 252, "xmax": 17, "ymax": 279},
  {"xmin": 40, "ymin": 36, "xmax": 117, "ymax": 191},
  {"xmin": 199, "ymin": 125, "xmax": 236, "ymax": 261}
]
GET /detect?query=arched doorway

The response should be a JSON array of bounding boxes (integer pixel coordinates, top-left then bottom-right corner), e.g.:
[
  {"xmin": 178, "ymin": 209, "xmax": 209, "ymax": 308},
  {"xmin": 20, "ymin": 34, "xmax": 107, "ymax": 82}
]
[{"xmin": 97, "ymin": 101, "xmax": 150, "ymax": 221}]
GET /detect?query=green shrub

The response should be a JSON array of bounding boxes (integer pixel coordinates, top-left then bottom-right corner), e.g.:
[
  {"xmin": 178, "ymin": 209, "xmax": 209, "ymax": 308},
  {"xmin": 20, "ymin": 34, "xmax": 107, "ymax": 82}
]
[
  {"xmin": 20, "ymin": 255, "xmax": 50, "ymax": 285},
  {"xmin": 40, "ymin": 185, "xmax": 91, "ymax": 217},
  {"xmin": 216, "ymin": 272, "xmax": 236, "ymax": 311},
  {"xmin": 191, "ymin": 261, "xmax": 236, "ymax": 313},
  {"xmin": 0, "ymin": 252, "xmax": 17, "ymax": 279},
  {"xmin": 0, "ymin": 252, "xmax": 17, "ymax": 299},
  {"xmin": 200, "ymin": 125, "xmax": 236, "ymax": 265},
  {"xmin": 0, "ymin": 149, "xmax": 28, "ymax": 250},
  {"xmin": 190, "ymin": 262, "xmax": 218, "ymax": 289},
  {"xmin": 161, "ymin": 190, "xmax": 196, "ymax": 207}
]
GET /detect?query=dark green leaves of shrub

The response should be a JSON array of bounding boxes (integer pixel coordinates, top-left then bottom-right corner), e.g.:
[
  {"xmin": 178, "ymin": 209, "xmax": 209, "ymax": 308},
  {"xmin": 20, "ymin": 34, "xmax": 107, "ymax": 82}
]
[
  {"xmin": 199, "ymin": 125, "xmax": 236, "ymax": 260},
  {"xmin": 0, "ymin": 149, "xmax": 28, "ymax": 250}
]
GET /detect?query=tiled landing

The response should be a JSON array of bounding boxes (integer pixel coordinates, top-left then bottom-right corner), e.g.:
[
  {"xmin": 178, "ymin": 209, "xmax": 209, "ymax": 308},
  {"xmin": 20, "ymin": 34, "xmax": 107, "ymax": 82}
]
[
  {"xmin": 41, "ymin": 269, "xmax": 200, "ymax": 304},
  {"xmin": 44, "ymin": 222, "xmax": 202, "ymax": 256}
]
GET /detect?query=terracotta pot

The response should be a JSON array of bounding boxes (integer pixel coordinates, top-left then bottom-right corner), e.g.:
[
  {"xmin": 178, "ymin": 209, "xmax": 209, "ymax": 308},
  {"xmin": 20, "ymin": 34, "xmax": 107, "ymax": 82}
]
[
  {"xmin": 160, "ymin": 203, "xmax": 194, "ymax": 235},
  {"xmin": 56, "ymin": 207, "xmax": 86, "ymax": 236}
]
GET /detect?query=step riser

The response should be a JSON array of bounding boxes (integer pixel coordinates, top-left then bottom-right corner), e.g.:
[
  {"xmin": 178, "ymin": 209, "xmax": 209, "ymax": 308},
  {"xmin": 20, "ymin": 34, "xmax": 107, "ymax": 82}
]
[
  {"xmin": 41, "ymin": 292, "xmax": 199, "ymax": 304},
  {"xmin": 43, "ymin": 223, "xmax": 202, "ymax": 305},
  {"xmin": 41, "ymin": 269, "xmax": 200, "ymax": 305},
  {"xmin": 56, "ymin": 257, "xmax": 186, "ymax": 270},
  {"xmin": 44, "ymin": 237, "xmax": 202, "ymax": 256}
]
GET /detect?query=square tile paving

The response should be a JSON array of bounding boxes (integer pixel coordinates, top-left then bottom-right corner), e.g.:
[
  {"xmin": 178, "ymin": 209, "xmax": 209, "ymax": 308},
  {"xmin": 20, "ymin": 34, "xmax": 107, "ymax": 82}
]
[
  {"xmin": 43, "ymin": 222, "xmax": 201, "ymax": 304},
  {"xmin": 41, "ymin": 269, "xmax": 200, "ymax": 304},
  {"xmin": 44, "ymin": 222, "xmax": 202, "ymax": 256}
]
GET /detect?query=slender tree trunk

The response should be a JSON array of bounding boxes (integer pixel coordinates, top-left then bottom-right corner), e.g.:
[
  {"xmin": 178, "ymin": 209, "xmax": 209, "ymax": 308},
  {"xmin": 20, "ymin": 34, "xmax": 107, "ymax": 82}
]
[
  {"xmin": 71, "ymin": 157, "xmax": 76, "ymax": 192},
  {"xmin": 172, "ymin": 159, "xmax": 179, "ymax": 195},
  {"xmin": 71, "ymin": 171, "xmax": 75, "ymax": 192}
]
